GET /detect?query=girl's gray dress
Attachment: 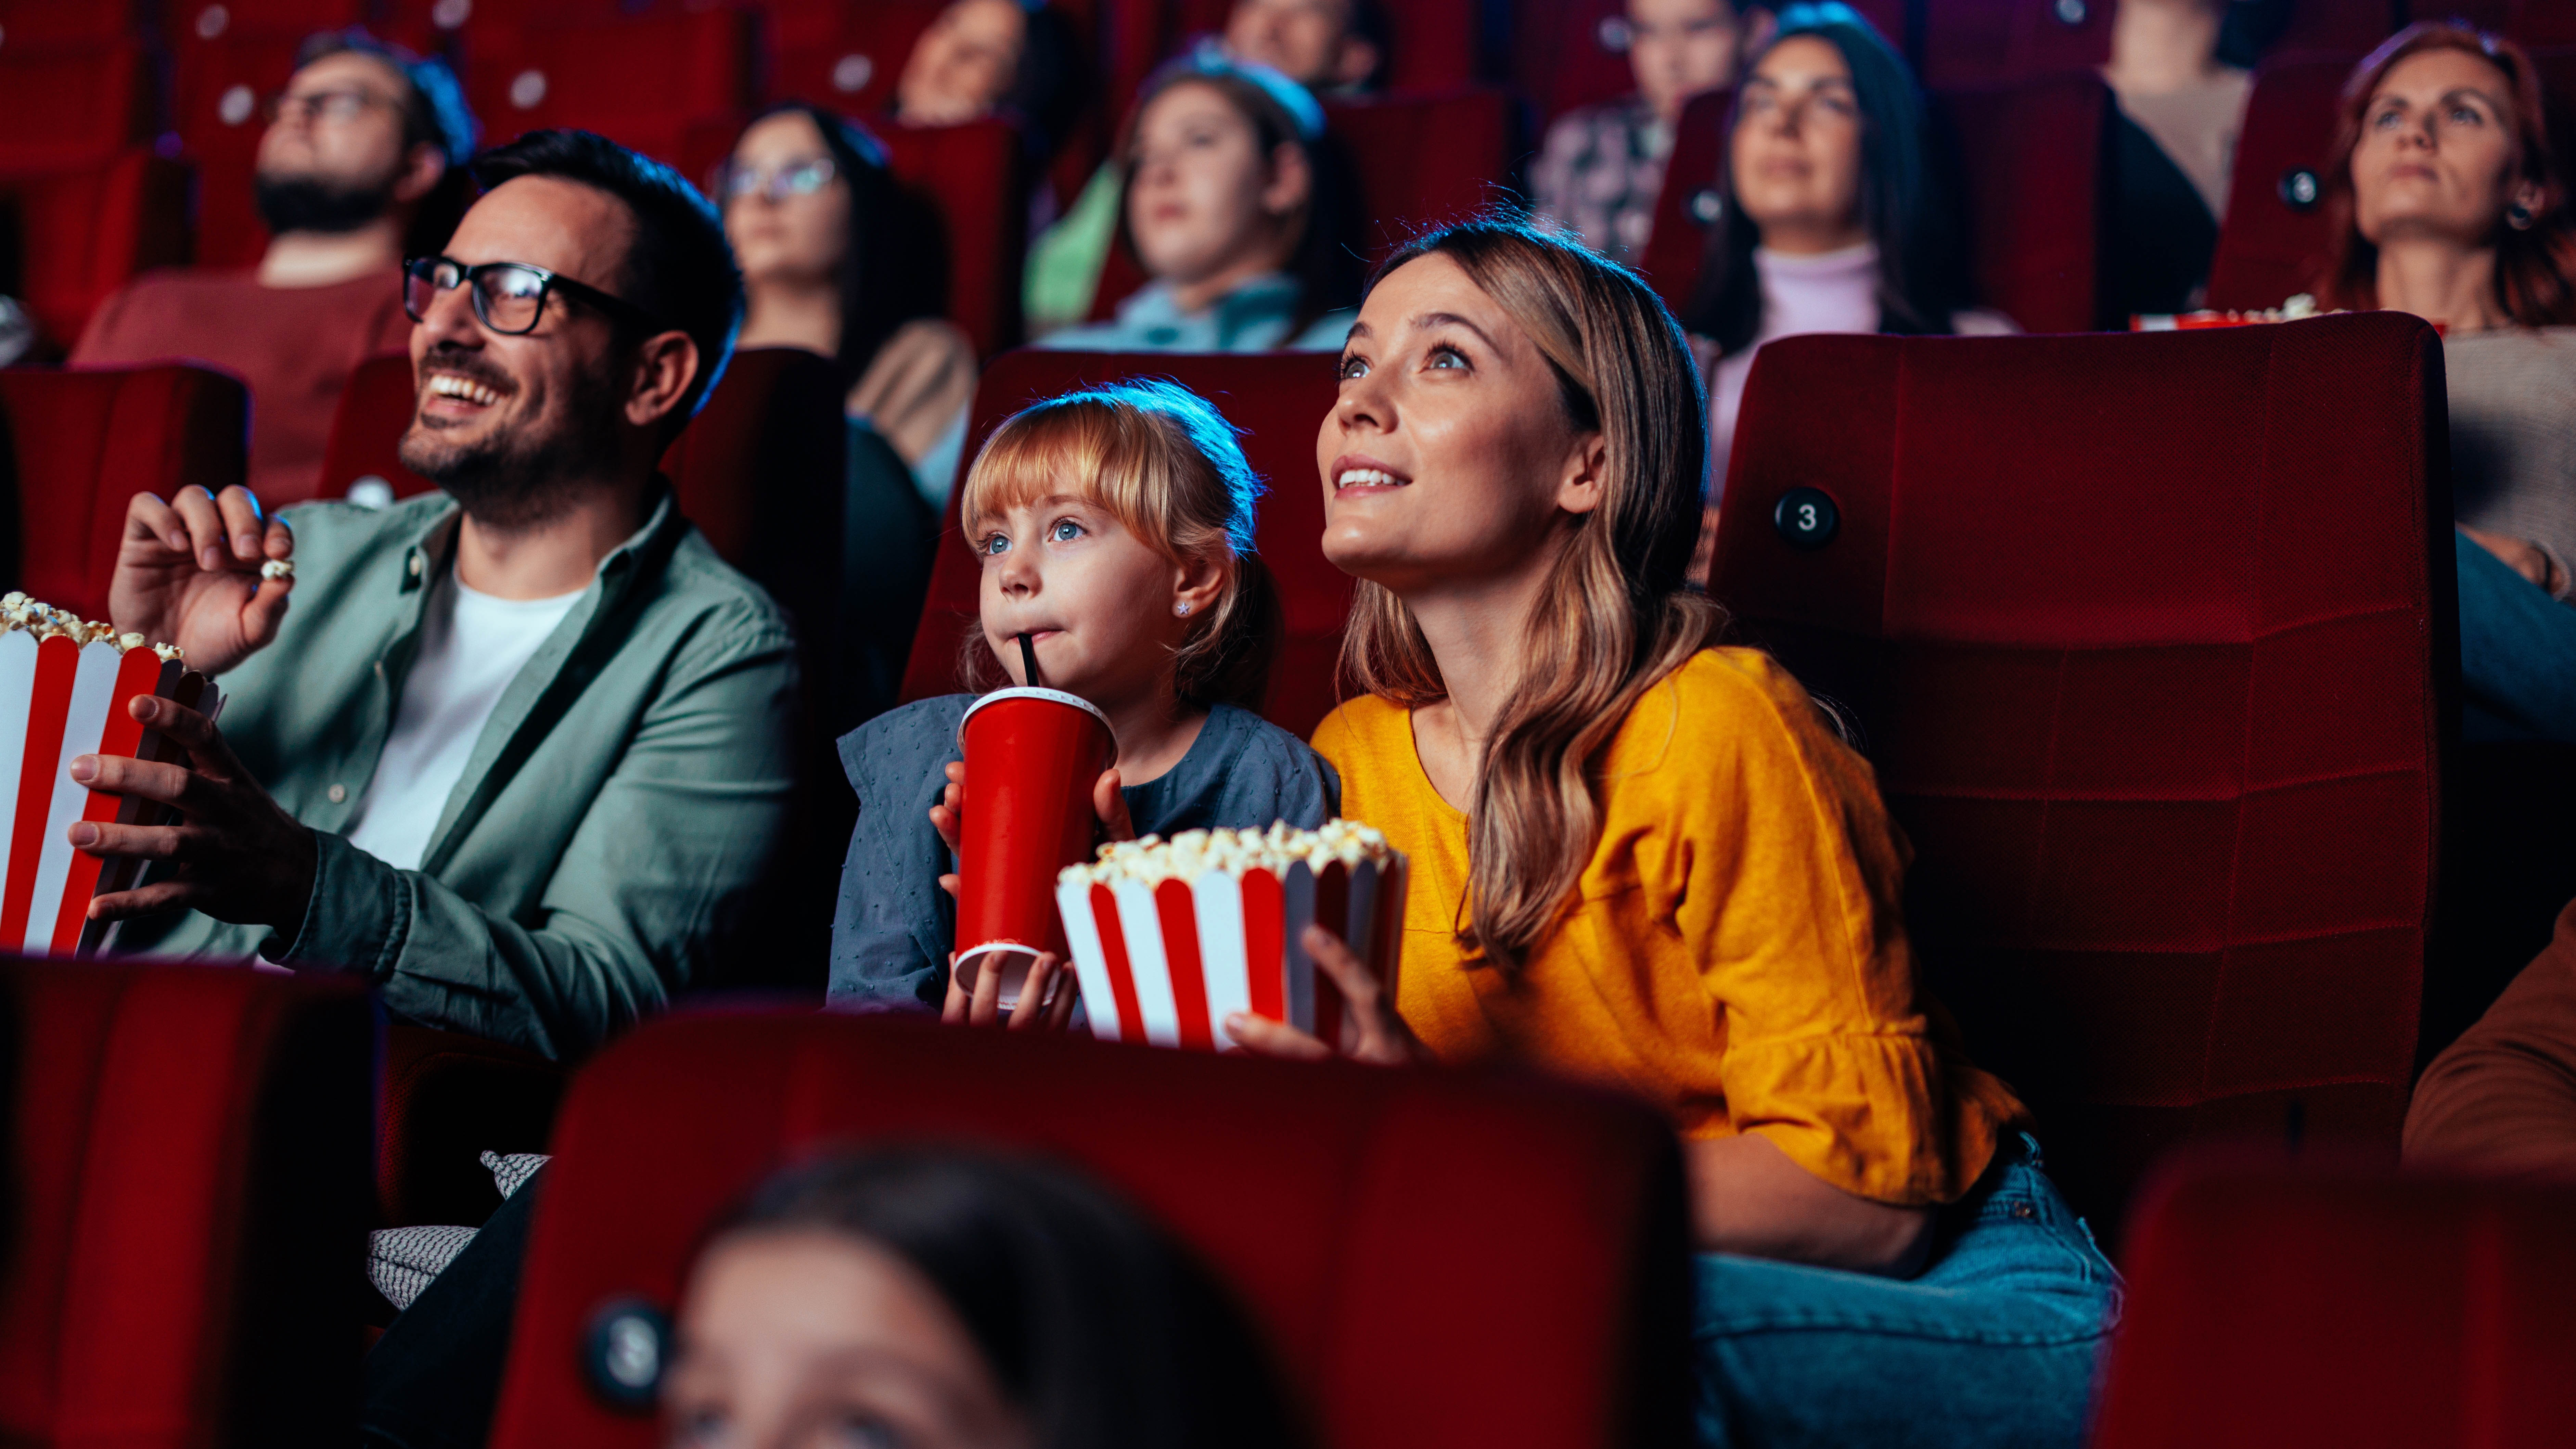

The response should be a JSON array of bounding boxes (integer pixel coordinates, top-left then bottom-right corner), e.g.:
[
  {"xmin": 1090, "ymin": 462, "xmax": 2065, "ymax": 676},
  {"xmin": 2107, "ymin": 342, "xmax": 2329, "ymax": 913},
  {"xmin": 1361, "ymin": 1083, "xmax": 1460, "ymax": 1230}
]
[{"xmin": 829, "ymin": 695, "xmax": 1340, "ymax": 1009}]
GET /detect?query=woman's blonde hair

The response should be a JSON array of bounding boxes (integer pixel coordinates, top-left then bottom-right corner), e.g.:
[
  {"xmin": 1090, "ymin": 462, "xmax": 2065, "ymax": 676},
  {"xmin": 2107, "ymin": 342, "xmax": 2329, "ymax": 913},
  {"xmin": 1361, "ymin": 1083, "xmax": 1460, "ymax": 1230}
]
[
  {"xmin": 1342, "ymin": 219, "xmax": 1718, "ymax": 967},
  {"xmin": 959, "ymin": 378, "xmax": 1282, "ymax": 709}
]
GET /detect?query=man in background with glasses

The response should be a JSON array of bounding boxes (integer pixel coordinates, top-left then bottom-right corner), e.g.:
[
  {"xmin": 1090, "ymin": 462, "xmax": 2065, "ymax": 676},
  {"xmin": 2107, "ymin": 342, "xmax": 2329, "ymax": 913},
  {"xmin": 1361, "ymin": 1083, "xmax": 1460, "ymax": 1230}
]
[
  {"xmin": 79, "ymin": 130, "xmax": 802, "ymax": 1067},
  {"xmin": 73, "ymin": 30, "xmax": 477, "ymax": 502}
]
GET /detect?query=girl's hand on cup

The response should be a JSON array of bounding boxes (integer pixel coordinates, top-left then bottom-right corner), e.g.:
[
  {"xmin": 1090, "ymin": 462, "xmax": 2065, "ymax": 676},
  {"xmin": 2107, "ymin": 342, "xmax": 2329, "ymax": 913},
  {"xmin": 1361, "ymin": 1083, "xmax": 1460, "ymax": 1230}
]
[
  {"xmin": 932, "ymin": 761, "xmax": 1138, "ymax": 902},
  {"xmin": 943, "ymin": 949, "xmax": 1082, "ymax": 1030},
  {"xmin": 1225, "ymin": 924, "xmax": 1427, "ymax": 1066}
]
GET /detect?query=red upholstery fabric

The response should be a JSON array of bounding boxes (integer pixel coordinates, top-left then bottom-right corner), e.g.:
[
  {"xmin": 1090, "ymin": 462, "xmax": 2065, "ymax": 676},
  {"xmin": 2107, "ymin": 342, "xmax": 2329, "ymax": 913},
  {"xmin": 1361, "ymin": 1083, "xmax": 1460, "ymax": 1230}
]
[
  {"xmin": 2268, "ymin": 0, "xmax": 2400, "ymax": 57},
  {"xmin": 172, "ymin": 30, "xmax": 310, "ymax": 271},
  {"xmin": 2203, "ymin": 59, "xmax": 2353, "ymax": 312},
  {"xmin": 1638, "ymin": 77, "xmax": 2105, "ymax": 334},
  {"xmin": 2409, "ymin": 0, "xmax": 2576, "ymax": 46},
  {"xmin": 0, "ymin": 42, "xmax": 154, "ymax": 175},
  {"xmin": 315, "ymin": 350, "xmax": 433, "ymax": 506},
  {"xmin": 2092, "ymin": 1154, "xmax": 2576, "ymax": 1447},
  {"xmin": 1705, "ymin": 315, "xmax": 2447, "ymax": 1228},
  {"xmin": 378, "ymin": 1023, "xmax": 567, "ymax": 1229},
  {"xmin": 766, "ymin": 0, "xmax": 945, "ymax": 120},
  {"xmin": 468, "ymin": 10, "xmax": 758, "ymax": 167},
  {"xmin": 1508, "ymin": 0, "xmax": 1906, "ymax": 121},
  {"xmin": 895, "ymin": 349, "xmax": 1353, "ymax": 736},
  {"xmin": 0, "ymin": 957, "xmax": 373, "ymax": 1446},
  {"xmin": 0, "ymin": 365, "xmax": 250, "ymax": 620},
  {"xmin": 881, "ymin": 119, "xmax": 1029, "ymax": 357},
  {"xmin": 0, "ymin": 0, "xmax": 134, "ymax": 46},
  {"xmin": 1918, "ymin": 0, "xmax": 2111, "ymax": 88},
  {"xmin": 1091, "ymin": 89, "xmax": 1516, "ymax": 319},
  {"xmin": 0, "ymin": 150, "xmax": 194, "ymax": 351},
  {"xmin": 486, "ymin": 1011, "xmax": 1693, "ymax": 1449}
]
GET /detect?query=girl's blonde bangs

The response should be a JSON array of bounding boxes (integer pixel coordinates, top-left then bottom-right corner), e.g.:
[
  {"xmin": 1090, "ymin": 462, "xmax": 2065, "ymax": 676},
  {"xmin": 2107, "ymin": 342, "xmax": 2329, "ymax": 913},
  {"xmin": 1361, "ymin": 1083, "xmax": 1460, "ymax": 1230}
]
[{"xmin": 957, "ymin": 398, "xmax": 1174, "ymax": 556}]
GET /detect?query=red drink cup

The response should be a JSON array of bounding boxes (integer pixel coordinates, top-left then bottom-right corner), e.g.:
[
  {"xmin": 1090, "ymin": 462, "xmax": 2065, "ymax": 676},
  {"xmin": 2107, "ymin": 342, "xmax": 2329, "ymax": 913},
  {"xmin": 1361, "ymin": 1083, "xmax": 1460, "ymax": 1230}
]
[{"xmin": 954, "ymin": 686, "xmax": 1115, "ymax": 1006}]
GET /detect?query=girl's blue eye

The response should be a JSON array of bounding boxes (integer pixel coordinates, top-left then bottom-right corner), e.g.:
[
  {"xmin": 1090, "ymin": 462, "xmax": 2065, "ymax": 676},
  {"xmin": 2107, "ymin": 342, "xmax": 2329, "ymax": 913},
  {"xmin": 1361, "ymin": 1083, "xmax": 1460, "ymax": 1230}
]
[
  {"xmin": 1049, "ymin": 519, "xmax": 1084, "ymax": 542},
  {"xmin": 980, "ymin": 533, "xmax": 1010, "ymax": 556}
]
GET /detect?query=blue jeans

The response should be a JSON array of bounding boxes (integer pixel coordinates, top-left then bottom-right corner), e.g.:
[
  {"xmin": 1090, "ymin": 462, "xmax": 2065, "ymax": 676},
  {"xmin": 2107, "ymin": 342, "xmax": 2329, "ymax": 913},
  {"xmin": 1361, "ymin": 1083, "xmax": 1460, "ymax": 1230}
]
[
  {"xmin": 2456, "ymin": 529, "xmax": 2576, "ymax": 745},
  {"xmin": 1692, "ymin": 1135, "xmax": 2121, "ymax": 1448}
]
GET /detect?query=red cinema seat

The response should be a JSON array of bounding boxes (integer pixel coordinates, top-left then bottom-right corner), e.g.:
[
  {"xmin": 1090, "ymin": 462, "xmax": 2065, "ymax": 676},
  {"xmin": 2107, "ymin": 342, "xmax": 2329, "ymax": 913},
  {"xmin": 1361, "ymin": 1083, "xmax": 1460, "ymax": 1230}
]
[
  {"xmin": 469, "ymin": 9, "xmax": 758, "ymax": 167},
  {"xmin": 0, "ymin": 0, "xmax": 134, "ymax": 46},
  {"xmin": 2091, "ymin": 1155, "xmax": 2576, "ymax": 1448},
  {"xmin": 2204, "ymin": 58, "xmax": 2354, "ymax": 312},
  {"xmin": 379, "ymin": 1023, "xmax": 568, "ymax": 1228},
  {"xmin": 1937, "ymin": 73, "xmax": 2109, "ymax": 333},
  {"xmin": 881, "ymin": 120, "xmax": 1029, "ymax": 357},
  {"xmin": 1705, "ymin": 314, "xmax": 2448, "ymax": 1229},
  {"xmin": 765, "ymin": 0, "xmax": 945, "ymax": 119},
  {"xmin": 1514, "ymin": 0, "xmax": 1905, "ymax": 123},
  {"xmin": 1639, "ymin": 76, "xmax": 2106, "ymax": 333},
  {"xmin": 2268, "ymin": 0, "xmax": 2400, "ymax": 58},
  {"xmin": 1917, "ymin": 0, "xmax": 2111, "ymax": 88},
  {"xmin": 0, "ymin": 957, "xmax": 372, "ymax": 1447},
  {"xmin": 486, "ymin": 1011, "xmax": 1693, "ymax": 1449},
  {"xmin": 0, "ymin": 43, "xmax": 155, "ymax": 175},
  {"xmin": 1090, "ymin": 89, "xmax": 1516, "ymax": 320},
  {"xmin": 2409, "ymin": 0, "xmax": 2576, "ymax": 46},
  {"xmin": 0, "ymin": 150, "xmax": 194, "ymax": 352},
  {"xmin": 897, "ymin": 350, "xmax": 1353, "ymax": 736},
  {"xmin": 316, "ymin": 351, "xmax": 433, "ymax": 506},
  {"xmin": 0, "ymin": 365, "xmax": 249, "ymax": 621},
  {"xmin": 172, "ymin": 30, "xmax": 309, "ymax": 270}
]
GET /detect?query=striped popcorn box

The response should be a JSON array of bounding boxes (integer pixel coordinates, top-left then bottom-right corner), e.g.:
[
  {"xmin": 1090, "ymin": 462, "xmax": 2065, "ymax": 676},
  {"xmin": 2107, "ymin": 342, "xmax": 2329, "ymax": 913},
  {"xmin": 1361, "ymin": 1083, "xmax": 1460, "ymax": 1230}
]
[
  {"xmin": 1055, "ymin": 821, "xmax": 1407, "ymax": 1051},
  {"xmin": 0, "ymin": 594, "xmax": 217, "ymax": 959}
]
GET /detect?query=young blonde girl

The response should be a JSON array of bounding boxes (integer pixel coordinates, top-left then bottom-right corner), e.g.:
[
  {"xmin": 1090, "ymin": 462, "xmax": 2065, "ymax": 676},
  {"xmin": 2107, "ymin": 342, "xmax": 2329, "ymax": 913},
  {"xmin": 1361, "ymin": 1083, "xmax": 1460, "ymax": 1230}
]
[{"xmin": 830, "ymin": 379, "xmax": 1337, "ymax": 1019}]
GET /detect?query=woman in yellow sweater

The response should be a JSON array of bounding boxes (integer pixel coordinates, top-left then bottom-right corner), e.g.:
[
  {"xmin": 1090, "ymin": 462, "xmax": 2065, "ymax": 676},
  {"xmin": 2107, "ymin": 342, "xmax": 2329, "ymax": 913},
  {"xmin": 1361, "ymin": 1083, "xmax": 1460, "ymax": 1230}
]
[{"xmin": 1227, "ymin": 219, "xmax": 2121, "ymax": 1448}]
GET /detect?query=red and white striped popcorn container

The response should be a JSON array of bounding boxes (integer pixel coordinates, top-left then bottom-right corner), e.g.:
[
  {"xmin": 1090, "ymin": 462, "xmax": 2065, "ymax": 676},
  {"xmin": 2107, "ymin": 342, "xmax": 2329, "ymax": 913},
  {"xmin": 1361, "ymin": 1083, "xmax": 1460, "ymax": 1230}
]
[
  {"xmin": 0, "ymin": 595, "xmax": 218, "ymax": 958},
  {"xmin": 1055, "ymin": 822, "xmax": 1408, "ymax": 1051}
]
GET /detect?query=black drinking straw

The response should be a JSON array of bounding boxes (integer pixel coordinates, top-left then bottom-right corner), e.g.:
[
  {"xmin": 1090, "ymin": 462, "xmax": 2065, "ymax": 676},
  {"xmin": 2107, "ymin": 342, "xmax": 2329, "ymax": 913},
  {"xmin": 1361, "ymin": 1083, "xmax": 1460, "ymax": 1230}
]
[{"xmin": 1017, "ymin": 631, "xmax": 1042, "ymax": 689}]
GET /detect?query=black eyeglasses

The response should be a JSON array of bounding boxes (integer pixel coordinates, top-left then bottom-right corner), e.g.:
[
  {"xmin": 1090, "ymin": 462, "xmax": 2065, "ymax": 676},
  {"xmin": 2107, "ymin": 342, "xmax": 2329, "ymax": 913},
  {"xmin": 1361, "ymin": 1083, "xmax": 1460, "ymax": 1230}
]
[{"xmin": 402, "ymin": 256, "xmax": 666, "ymax": 336}]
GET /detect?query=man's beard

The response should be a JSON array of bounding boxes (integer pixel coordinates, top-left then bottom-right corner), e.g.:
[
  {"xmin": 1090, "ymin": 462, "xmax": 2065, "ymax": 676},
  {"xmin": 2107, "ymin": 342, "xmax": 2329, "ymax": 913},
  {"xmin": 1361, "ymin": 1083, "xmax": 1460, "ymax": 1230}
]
[
  {"xmin": 397, "ymin": 351, "xmax": 627, "ymax": 531},
  {"xmin": 252, "ymin": 168, "xmax": 396, "ymax": 235}
]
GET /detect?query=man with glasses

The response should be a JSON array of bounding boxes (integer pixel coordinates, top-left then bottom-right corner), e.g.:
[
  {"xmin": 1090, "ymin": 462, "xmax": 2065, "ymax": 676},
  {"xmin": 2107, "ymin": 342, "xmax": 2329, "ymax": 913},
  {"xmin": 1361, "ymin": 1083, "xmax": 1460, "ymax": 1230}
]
[
  {"xmin": 72, "ymin": 30, "xmax": 476, "ymax": 501},
  {"xmin": 80, "ymin": 129, "xmax": 800, "ymax": 1065}
]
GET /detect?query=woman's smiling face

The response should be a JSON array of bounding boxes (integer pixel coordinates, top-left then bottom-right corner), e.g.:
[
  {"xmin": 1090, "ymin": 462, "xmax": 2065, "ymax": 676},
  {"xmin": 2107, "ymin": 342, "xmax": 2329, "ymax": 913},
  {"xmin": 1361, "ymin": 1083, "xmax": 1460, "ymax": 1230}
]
[{"xmin": 1315, "ymin": 252, "xmax": 1603, "ymax": 593}]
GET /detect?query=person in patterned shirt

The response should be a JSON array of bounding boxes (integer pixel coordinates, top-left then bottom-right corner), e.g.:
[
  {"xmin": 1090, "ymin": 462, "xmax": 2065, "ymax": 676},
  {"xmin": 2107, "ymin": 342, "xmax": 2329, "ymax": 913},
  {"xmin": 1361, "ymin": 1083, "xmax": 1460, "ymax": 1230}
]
[{"xmin": 1531, "ymin": 0, "xmax": 1772, "ymax": 266}]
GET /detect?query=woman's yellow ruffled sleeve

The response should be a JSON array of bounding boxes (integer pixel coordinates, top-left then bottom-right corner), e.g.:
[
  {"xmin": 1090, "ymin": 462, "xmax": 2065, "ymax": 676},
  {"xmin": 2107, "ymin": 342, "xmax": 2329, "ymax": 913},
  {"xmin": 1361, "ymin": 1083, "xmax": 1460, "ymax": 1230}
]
[{"xmin": 1646, "ymin": 653, "xmax": 2020, "ymax": 1205}]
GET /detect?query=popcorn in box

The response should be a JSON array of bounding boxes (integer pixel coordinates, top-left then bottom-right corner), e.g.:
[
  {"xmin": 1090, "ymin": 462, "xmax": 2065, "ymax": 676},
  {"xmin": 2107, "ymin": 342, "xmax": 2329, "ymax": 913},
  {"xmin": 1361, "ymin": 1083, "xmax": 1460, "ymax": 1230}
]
[
  {"xmin": 0, "ymin": 593, "xmax": 216, "ymax": 958},
  {"xmin": 1055, "ymin": 821, "xmax": 1406, "ymax": 1051}
]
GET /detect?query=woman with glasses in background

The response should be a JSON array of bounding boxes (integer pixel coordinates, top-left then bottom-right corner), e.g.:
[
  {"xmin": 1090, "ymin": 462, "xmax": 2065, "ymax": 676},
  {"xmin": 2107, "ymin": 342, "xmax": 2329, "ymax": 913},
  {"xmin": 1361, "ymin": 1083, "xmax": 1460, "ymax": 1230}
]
[{"xmin": 722, "ymin": 101, "xmax": 974, "ymax": 510}]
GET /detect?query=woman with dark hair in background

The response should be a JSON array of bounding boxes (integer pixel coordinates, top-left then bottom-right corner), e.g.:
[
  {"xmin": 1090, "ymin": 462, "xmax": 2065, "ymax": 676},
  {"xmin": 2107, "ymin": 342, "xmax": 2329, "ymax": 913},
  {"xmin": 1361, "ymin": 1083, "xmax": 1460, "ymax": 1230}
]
[
  {"xmin": 725, "ymin": 101, "xmax": 970, "ymax": 506},
  {"xmin": 1682, "ymin": 3, "xmax": 2008, "ymax": 577},
  {"xmin": 1037, "ymin": 53, "xmax": 1360, "ymax": 353},
  {"xmin": 2312, "ymin": 21, "xmax": 2576, "ymax": 744},
  {"xmin": 665, "ymin": 1149, "xmax": 1304, "ymax": 1449}
]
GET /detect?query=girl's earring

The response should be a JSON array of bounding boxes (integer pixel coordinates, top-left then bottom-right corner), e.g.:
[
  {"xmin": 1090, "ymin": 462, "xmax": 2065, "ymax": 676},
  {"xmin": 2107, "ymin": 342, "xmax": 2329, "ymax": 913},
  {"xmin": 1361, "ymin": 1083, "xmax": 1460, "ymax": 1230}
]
[
  {"xmin": 1175, "ymin": 602, "xmax": 1192, "ymax": 616},
  {"xmin": 2509, "ymin": 200, "xmax": 2538, "ymax": 231}
]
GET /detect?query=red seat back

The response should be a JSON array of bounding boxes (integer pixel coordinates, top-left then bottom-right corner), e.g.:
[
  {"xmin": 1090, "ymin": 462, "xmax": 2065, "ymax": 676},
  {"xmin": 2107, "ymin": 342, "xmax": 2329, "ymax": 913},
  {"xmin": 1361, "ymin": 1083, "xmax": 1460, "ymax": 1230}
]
[
  {"xmin": 2409, "ymin": 0, "xmax": 2576, "ymax": 46},
  {"xmin": 766, "ymin": 0, "xmax": 945, "ymax": 116},
  {"xmin": 2204, "ymin": 58, "xmax": 2355, "ymax": 312},
  {"xmin": 0, "ymin": 43, "xmax": 154, "ymax": 176},
  {"xmin": 1706, "ymin": 315, "xmax": 2447, "ymax": 1227},
  {"xmin": 172, "ymin": 30, "xmax": 312, "ymax": 270},
  {"xmin": 0, "ymin": 365, "xmax": 249, "ymax": 621},
  {"xmin": 882, "ymin": 119, "xmax": 1029, "ymax": 357},
  {"xmin": 0, "ymin": 151, "xmax": 194, "ymax": 351},
  {"xmin": 469, "ymin": 10, "xmax": 759, "ymax": 167},
  {"xmin": 896, "ymin": 349, "xmax": 1352, "ymax": 736},
  {"xmin": 0, "ymin": 0, "xmax": 134, "ymax": 47},
  {"xmin": 2093, "ymin": 1154, "xmax": 2576, "ymax": 1447},
  {"xmin": 1638, "ymin": 76, "xmax": 2106, "ymax": 333},
  {"xmin": 315, "ymin": 351, "xmax": 432, "ymax": 505},
  {"xmin": 0, "ymin": 958, "xmax": 372, "ymax": 1447},
  {"xmin": 487, "ymin": 1011, "xmax": 1692, "ymax": 1449},
  {"xmin": 1917, "ymin": 0, "xmax": 2111, "ymax": 88}
]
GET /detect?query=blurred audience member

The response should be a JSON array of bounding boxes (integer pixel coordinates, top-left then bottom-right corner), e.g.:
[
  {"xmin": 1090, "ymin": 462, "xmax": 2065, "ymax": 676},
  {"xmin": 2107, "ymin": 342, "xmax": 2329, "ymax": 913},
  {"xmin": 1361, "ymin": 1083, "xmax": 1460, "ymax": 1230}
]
[
  {"xmin": 1221, "ymin": 0, "xmax": 1388, "ymax": 96},
  {"xmin": 1682, "ymin": 3, "xmax": 2006, "ymax": 578},
  {"xmin": 1533, "ymin": 0, "xmax": 1774, "ymax": 267},
  {"xmin": 723, "ymin": 102, "xmax": 970, "ymax": 506},
  {"xmin": 2407, "ymin": 894, "xmax": 2576, "ymax": 1179},
  {"xmin": 2315, "ymin": 23, "xmax": 2576, "ymax": 743},
  {"xmin": 89, "ymin": 131, "xmax": 798, "ymax": 1063},
  {"xmin": 666, "ymin": 1150, "xmax": 1305, "ymax": 1449},
  {"xmin": 895, "ymin": 0, "xmax": 1087, "ymax": 159},
  {"xmin": 73, "ymin": 32, "xmax": 474, "ymax": 503},
  {"xmin": 1246, "ymin": 217, "xmax": 2116, "ymax": 1449},
  {"xmin": 1025, "ymin": 0, "xmax": 1383, "ymax": 334},
  {"xmin": 2098, "ymin": 0, "xmax": 2254, "ymax": 320},
  {"xmin": 1038, "ymin": 55, "xmax": 1359, "ymax": 352}
]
